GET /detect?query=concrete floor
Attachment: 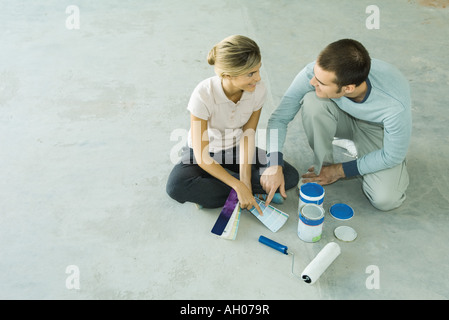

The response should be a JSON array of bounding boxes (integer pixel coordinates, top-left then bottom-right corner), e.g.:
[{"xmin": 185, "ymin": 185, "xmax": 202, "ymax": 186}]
[{"xmin": 0, "ymin": 0, "xmax": 448, "ymax": 300}]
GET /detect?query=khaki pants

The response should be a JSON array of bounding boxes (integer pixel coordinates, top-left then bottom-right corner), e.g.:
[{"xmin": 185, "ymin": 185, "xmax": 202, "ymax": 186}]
[{"xmin": 300, "ymin": 92, "xmax": 409, "ymax": 211}]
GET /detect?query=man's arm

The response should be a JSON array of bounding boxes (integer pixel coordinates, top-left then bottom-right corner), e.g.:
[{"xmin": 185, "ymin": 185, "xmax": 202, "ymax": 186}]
[
  {"xmin": 357, "ymin": 110, "xmax": 412, "ymax": 176},
  {"xmin": 262, "ymin": 62, "xmax": 316, "ymax": 206},
  {"xmin": 266, "ymin": 62, "xmax": 316, "ymax": 166}
]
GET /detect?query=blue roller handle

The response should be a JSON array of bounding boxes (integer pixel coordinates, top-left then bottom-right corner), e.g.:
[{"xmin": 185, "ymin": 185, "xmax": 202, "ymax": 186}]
[{"xmin": 258, "ymin": 236, "xmax": 288, "ymax": 255}]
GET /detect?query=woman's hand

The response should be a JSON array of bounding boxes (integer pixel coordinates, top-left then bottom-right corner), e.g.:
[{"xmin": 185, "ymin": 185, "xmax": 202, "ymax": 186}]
[{"xmin": 235, "ymin": 181, "xmax": 263, "ymax": 215}]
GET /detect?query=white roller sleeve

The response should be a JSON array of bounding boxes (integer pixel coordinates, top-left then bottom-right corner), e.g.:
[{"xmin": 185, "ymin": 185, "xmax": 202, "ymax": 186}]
[{"xmin": 301, "ymin": 242, "xmax": 341, "ymax": 284}]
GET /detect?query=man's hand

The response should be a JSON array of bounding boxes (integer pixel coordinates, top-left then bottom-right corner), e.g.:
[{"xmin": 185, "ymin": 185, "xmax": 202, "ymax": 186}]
[
  {"xmin": 302, "ymin": 163, "xmax": 345, "ymax": 185},
  {"xmin": 260, "ymin": 165, "xmax": 286, "ymax": 207}
]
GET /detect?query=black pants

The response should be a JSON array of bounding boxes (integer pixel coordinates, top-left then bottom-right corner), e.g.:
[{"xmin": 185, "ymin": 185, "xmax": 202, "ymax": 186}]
[{"xmin": 166, "ymin": 146, "xmax": 299, "ymax": 208}]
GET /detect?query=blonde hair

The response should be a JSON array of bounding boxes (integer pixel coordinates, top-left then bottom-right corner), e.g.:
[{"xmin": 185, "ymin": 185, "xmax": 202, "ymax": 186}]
[{"xmin": 207, "ymin": 35, "xmax": 261, "ymax": 78}]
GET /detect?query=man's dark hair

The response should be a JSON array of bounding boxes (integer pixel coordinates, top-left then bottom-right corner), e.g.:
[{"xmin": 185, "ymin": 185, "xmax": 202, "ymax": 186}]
[{"xmin": 317, "ymin": 39, "xmax": 371, "ymax": 90}]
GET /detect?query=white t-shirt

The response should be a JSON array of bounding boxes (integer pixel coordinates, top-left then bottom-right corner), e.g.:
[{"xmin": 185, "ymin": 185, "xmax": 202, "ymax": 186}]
[{"xmin": 187, "ymin": 76, "xmax": 266, "ymax": 153}]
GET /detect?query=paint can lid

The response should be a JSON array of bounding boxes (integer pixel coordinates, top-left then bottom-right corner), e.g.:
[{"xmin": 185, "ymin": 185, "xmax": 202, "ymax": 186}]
[
  {"xmin": 334, "ymin": 226, "xmax": 357, "ymax": 242},
  {"xmin": 330, "ymin": 203, "xmax": 354, "ymax": 220}
]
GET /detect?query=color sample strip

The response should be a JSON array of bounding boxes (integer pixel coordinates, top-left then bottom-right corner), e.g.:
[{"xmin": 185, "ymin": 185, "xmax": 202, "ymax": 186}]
[
  {"xmin": 220, "ymin": 204, "xmax": 241, "ymax": 240},
  {"xmin": 211, "ymin": 189, "xmax": 239, "ymax": 236},
  {"xmin": 250, "ymin": 197, "xmax": 289, "ymax": 232}
]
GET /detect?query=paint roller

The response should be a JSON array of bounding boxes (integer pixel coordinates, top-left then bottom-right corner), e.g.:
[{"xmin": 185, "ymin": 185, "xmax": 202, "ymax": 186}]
[
  {"xmin": 258, "ymin": 236, "xmax": 341, "ymax": 284},
  {"xmin": 258, "ymin": 236, "xmax": 301, "ymax": 280}
]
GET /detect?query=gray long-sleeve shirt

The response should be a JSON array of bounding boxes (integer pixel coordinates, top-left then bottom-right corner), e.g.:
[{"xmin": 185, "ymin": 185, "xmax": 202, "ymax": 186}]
[{"xmin": 267, "ymin": 59, "xmax": 412, "ymax": 177}]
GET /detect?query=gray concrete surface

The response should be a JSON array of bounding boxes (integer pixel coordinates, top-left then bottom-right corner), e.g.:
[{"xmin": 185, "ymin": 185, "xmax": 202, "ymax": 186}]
[{"xmin": 0, "ymin": 0, "xmax": 448, "ymax": 300}]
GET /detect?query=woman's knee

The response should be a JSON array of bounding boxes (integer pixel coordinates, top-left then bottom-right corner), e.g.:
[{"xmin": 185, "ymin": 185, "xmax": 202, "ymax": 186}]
[
  {"xmin": 166, "ymin": 164, "xmax": 190, "ymax": 203},
  {"xmin": 166, "ymin": 176, "xmax": 184, "ymax": 203}
]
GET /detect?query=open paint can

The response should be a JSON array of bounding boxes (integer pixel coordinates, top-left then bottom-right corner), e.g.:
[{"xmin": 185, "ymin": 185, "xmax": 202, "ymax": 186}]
[
  {"xmin": 298, "ymin": 204, "xmax": 325, "ymax": 243},
  {"xmin": 299, "ymin": 182, "xmax": 325, "ymax": 210}
]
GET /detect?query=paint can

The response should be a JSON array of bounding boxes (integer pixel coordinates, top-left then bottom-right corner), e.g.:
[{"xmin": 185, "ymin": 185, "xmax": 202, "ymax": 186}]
[
  {"xmin": 297, "ymin": 204, "xmax": 325, "ymax": 243},
  {"xmin": 299, "ymin": 182, "xmax": 325, "ymax": 210}
]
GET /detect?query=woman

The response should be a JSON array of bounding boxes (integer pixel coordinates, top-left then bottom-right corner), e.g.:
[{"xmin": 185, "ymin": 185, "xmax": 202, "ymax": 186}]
[{"xmin": 166, "ymin": 35, "xmax": 299, "ymax": 213}]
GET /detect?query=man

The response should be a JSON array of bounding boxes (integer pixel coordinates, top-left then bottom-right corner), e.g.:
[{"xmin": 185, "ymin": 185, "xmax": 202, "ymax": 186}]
[{"xmin": 261, "ymin": 39, "xmax": 411, "ymax": 211}]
